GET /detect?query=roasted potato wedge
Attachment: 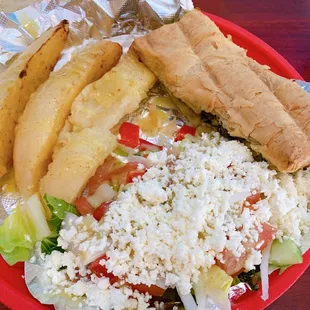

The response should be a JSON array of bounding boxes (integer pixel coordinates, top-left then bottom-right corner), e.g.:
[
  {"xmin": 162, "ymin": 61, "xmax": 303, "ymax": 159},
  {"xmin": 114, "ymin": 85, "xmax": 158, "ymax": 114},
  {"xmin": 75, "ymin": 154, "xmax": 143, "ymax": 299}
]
[
  {"xmin": 0, "ymin": 20, "xmax": 69, "ymax": 179},
  {"xmin": 40, "ymin": 53, "xmax": 156, "ymax": 203},
  {"xmin": 40, "ymin": 128, "xmax": 116, "ymax": 203},
  {"xmin": 69, "ymin": 53, "xmax": 156, "ymax": 131},
  {"xmin": 14, "ymin": 40, "xmax": 122, "ymax": 198}
]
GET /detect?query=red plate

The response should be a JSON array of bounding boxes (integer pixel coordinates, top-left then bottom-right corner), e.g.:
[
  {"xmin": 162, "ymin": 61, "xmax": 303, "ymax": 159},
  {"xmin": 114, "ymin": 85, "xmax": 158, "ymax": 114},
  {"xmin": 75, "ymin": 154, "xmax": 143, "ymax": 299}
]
[{"xmin": 0, "ymin": 11, "xmax": 309, "ymax": 310}]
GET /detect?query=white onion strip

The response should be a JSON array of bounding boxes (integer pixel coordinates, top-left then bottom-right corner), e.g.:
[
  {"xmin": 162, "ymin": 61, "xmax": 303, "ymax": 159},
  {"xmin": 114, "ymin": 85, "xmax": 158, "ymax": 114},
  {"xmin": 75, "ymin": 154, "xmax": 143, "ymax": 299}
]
[
  {"xmin": 261, "ymin": 243, "xmax": 272, "ymax": 301},
  {"xmin": 88, "ymin": 183, "xmax": 116, "ymax": 208},
  {"xmin": 176, "ymin": 285, "xmax": 198, "ymax": 310},
  {"xmin": 193, "ymin": 279, "xmax": 209, "ymax": 310},
  {"xmin": 127, "ymin": 155, "xmax": 152, "ymax": 168}
]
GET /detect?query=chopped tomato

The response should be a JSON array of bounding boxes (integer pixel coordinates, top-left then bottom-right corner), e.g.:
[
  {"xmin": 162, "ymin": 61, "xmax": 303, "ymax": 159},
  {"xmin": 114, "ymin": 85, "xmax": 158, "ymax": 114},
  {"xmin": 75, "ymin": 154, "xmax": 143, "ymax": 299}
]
[
  {"xmin": 118, "ymin": 122, "xmax": 140, "ymax": 148},
  {"xmin": 175, "ymin": 125, "xmax": 196, "ymax": 142},
  {"xmin": 126, "ymin": 168, "xmax": 146, "ymax": 183},
  {"xmin": 217, "ymin": 223, "xmax": 276, "ymax": 276},
  {"xmin": 246, "ymin": 192, "xmax": 261, "ymax": 205},
  {"xmin": 243, "ymin": 192, "xmax": 261, "ymax": 211},
  {"xmin": 93, "ymin": 202, "xmax": 111, "ymax": 221},
  {"xmin": 89, "ymin": 256, "xmax": 165, "ymax": 296},
  {"xmin": 131, "ymin": 284, "xmax": 165, "ymax": 297},
  {"xmin": 89, "ymin": 255, "xmax": 119, "ymax": 284},
  {"xmin": 88, "ymin": 156, "xmax": 118, "ymax": 195},
  {"xmin": 75, "ymin": 197, "xmax": 95, "ymax": 215},
  {"xmin": 139, "ymin": 139, "xmax": 163, "ymax": 152},
  {"xmin": 256, "ymin": 223, "xmax": 276, "ymax": 251},
  {"xmin": 89, "ymin": 159, "xmax": 143, "ymax": 195},
  {"xmin": 109, "ymin": 162, "xmax": 139, "ymax": 187},
  {"xmin": 217, "ymin": 250, "xmax": 247, "ymax": 277}
]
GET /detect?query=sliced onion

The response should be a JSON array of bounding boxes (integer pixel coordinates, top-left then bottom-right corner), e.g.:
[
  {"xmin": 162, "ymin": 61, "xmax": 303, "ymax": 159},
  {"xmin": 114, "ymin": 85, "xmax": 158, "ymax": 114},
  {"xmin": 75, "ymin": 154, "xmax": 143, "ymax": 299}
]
[
  {"xmin": 127, "ymin": 155, "xmax": 152, "ymax": 168},
  {"xmin": 261, "ymin": 243, "xmax": 272, "ymax": 301},
  {"xmin": 176, "ymin": 285, "xmax": 197, "ymax": 310},
  {"xmin": 88, "ymin": 183, "xmax": 116, "ymax": 208},
  {"xmin": 193, "ymin": 278, "xmax": 211, "ymax": 310},
  {"xmin": 156, "ymin": 278, "xmax": 168, "ymax": 290},
  {"xmin": 81, "ymin": 249, "xmax": 107, "ymax": 266},
  {"xmin": 206, "ymin": 289, "xmax": 231, "ymax": 310}
]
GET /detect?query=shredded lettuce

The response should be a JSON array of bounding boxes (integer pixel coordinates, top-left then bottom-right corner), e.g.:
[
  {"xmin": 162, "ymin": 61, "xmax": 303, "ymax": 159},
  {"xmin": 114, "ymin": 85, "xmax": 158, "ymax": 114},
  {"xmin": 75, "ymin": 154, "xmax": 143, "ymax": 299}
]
[
  {"xmin": 0, "ymin": 194, "xmax": 50, "ymax": 265},
  {"xmin": 238, "ymin": 267, "xmax": 261, "ymax": 291},
  {"xmin": 41, "ymin": 194, "xmax": 79, "ymax": 255},
  {"xmin": 41, "ymin": 231, "xmax": 64, "ymax": 255},
  {"xmin": 44, "ymin": 194, "xmax": 79, "ymax": 231}
]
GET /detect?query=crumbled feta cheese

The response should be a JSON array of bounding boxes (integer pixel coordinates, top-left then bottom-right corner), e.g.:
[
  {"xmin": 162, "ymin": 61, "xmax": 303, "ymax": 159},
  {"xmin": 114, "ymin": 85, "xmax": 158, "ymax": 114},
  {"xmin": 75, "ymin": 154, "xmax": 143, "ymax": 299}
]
[
  {"xmin": 137, "ymin": 163, "xmax": 145, "ymax": 170},
  {"xmin": 42, "ymin": 132, "xmax": 310, "ymax": 308}
]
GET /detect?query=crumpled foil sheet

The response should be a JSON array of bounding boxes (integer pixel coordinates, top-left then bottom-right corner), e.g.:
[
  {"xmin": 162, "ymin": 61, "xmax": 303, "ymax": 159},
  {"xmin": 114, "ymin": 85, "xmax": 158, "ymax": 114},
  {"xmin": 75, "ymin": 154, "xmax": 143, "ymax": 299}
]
[
  {"xmin": 0, "ymin": 0, "xmax": 193, "ymax": 223},
  {"xmin": 0, "ymin": 0, "xmax": 193, "ymax": 71}
]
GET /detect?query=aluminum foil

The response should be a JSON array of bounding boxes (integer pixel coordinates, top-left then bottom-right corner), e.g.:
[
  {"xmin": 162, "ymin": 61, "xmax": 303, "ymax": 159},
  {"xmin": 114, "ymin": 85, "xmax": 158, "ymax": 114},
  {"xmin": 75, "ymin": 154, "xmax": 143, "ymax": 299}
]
[{"xmin": 0, "ymin": 0, "xmax": 193, "ymax": 71}]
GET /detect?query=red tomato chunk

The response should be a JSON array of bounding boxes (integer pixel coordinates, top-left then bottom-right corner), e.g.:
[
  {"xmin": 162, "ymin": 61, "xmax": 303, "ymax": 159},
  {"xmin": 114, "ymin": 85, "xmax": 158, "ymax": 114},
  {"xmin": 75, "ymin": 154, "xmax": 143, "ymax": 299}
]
[
  {"xmin": 75, "ymin": 197, "xmax": 95, "ymax": 215},
  {"xmin": 126, "ymin": 168, "xmax": 146, "ymax": 183},
  {"xmin": 89, "ymin": 255, "xmax": 165, "ymax": 296},
  {"xmin": 89, "ymin": 255, "xmax": 119, "ymax": 284},
  {"xmin": 118, "ymin": 122, "xmax": 140, "ymax": 148},
  {"xmin": 88, "ymin": 156, "xmax": 118, "ymax": 195},
  {"xmin": 217, "ymin": 223, "xmax": 276, "ymax": 276},
  {"xmin": 139, "ymin": 139, "xmax": 163, "ymax": 152},
  {"xmin": 93, "ymin": 202, "xmax": 111, "ymax": 221},
  {"xmin": 130, "ymin": 284, "xmax": 165, "ymax": 297},
  {"xmin": 175, "ymin": 125, "xmax": 196, "ymax": 142}
]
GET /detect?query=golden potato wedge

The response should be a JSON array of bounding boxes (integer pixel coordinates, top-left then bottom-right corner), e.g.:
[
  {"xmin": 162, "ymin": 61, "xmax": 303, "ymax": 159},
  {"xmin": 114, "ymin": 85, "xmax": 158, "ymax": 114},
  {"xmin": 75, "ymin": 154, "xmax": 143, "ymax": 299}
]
[
  {"xmin": 40, "ymin": 53, "xmax": 156, "ymax": 204},
  {"xmin": 14, "ymin": 40, "xmax": 122, "ymax": 198},
  {"xmin": 40, "ymin": 128, "xmax": 116, "ymax": 203},
  {"xmin": 69, "ymin": 53, "xmax": 156, "ymax": 131},
  {"xmin": 0, "ymin": 20, "xmax": 69, "ymax": 179}
]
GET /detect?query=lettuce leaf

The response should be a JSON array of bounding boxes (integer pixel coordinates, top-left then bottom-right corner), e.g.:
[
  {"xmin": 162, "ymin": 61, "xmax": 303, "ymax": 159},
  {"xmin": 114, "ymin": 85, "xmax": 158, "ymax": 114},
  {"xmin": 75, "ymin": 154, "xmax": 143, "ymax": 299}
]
[
  {"xmin": 41, "ymin": 231, "xmax": 64, "ymax": 255},
  {"xmin": 0, "ymin": 195, "xmax": 50, "ymax": 266},
  {"xmin": 44, "ymin": 194, "xmax": 79, "ymax": 231},
  {"xmin": 41, "ymin": 194, "xmax": 79, "ymax": 255}
]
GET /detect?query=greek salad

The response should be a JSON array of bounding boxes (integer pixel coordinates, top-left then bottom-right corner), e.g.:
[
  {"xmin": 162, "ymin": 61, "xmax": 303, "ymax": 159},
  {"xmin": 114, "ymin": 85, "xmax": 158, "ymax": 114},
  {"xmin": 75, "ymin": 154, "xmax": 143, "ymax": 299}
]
[{"xmin": 1, "ymin": 121, "xmax": 310, "ymax": 310}]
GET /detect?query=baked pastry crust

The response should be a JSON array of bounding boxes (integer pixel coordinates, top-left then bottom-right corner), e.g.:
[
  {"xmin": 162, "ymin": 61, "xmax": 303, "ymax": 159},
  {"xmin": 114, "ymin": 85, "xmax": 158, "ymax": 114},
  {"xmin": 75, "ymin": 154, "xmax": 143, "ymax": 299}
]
[{"xmin": 133, "ymin": 9, "xmax": 310, "ymax": 172}]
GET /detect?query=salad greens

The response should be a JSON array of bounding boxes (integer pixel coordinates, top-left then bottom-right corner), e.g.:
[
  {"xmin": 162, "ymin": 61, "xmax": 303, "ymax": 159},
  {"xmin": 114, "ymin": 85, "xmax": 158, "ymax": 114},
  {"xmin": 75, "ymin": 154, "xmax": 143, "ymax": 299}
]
[
  {"xmin": 43, "ymin": 194, "xmax": 79, "ymax": 231},
  {"xmin": 150, "ymin": 288, "xmax": 184, "ymax": 309},
  {"xmin": 41, "ymin": 194, "xmax": 79, "ymax": 255},
  {"xmin": 238, "ymin": 267, "xmax": 261, "ymax": 291},
  {"xmin": 0, "ymin": 193, "xmax": 80, "ymax": 264},
  {"xmin": 41, "ymin": 231, "xmax": 64, "ymax": 255},
  {"xmin": 0, "ymin": 194, "xmax": 50, "ymax": 265}
]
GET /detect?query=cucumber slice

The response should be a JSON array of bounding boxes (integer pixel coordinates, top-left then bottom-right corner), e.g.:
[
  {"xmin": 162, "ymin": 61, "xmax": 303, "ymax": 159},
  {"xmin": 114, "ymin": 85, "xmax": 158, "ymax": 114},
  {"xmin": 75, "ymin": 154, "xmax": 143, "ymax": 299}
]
[{"xmin": 269, "ymin": 239, "xmax": 303, "ymax": 267}]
